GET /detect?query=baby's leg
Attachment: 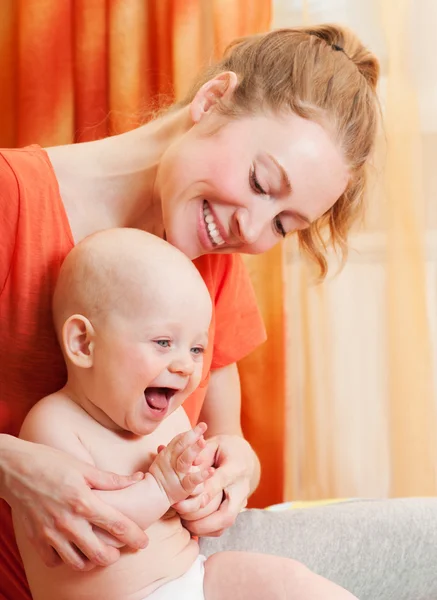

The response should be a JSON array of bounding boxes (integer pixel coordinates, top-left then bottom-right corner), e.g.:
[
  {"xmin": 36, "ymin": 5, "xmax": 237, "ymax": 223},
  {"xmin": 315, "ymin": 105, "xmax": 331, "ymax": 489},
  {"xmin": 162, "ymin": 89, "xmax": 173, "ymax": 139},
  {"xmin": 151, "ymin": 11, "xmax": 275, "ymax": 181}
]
[{"xmin": 203, "ymin": 551, "xmax": 358, "ymax": 600}]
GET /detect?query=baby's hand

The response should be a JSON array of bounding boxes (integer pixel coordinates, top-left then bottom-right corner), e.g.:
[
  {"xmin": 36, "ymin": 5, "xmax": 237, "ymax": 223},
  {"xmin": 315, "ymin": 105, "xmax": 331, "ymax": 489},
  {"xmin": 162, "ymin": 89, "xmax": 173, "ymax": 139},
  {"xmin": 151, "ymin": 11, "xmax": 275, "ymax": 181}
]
[{"xmin": 149, "ymin": 423, "xmax": 214, "ymax": 506}]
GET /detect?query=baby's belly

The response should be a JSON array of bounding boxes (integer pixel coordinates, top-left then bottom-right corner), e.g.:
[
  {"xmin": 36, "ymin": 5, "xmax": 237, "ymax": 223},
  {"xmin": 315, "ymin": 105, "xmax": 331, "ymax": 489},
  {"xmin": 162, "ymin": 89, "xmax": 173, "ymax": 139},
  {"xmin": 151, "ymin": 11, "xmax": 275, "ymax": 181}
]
[{"xmin": 23, "ymin": 515, "xmax": 199, "ymax": 600}]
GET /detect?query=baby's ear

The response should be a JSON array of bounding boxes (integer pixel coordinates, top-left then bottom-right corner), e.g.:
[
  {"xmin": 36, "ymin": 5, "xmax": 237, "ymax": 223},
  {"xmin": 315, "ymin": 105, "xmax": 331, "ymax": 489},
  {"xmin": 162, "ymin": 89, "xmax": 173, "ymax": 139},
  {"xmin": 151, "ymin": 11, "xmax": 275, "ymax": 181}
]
[{"xmin": 62, "ymin": 314, "xmax": 95, "ymax": 368}]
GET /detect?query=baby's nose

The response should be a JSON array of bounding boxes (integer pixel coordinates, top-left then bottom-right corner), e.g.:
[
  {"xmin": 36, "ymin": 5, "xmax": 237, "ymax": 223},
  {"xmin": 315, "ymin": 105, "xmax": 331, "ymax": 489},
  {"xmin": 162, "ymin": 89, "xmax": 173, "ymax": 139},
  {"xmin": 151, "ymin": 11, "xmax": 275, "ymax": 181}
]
[{"xmin": 168, "ymin": 356, "xmax": 194, "ymax": 377}]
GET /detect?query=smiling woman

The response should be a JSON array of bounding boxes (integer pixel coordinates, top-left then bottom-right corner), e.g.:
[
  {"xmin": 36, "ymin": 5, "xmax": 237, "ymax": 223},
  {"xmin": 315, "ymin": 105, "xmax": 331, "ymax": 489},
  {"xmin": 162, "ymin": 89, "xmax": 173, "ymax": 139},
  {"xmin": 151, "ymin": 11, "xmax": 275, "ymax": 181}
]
[
  {"xmin": 0, "ymin": 22, "xmax": 380, "ymax": 600},
  {"xmin": 174, "ymin": 25, "xmax": 379, "ymax": 275},
  {"xmin": 158, "ymin": 108, "xmax": 350, "ymax": 258}
]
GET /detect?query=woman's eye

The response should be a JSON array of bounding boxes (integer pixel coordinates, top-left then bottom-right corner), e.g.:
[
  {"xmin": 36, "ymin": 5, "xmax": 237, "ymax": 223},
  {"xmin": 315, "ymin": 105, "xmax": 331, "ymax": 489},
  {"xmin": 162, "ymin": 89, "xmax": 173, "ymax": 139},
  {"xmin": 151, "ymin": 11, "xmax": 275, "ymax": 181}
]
[
  {"xmin": 250, "ymin": 166, "xmax": 266, "ymax": 195},
  {"xmin": 273, "ymin": 217, "xmax": 286, "ymax": 238},
  {"xmin": 191, "ymin": 347, "xmax": 204, "ymax": 356},
  {"xmin": 155, "ymin": 340, "xmax": 171, "ymax": 348}
]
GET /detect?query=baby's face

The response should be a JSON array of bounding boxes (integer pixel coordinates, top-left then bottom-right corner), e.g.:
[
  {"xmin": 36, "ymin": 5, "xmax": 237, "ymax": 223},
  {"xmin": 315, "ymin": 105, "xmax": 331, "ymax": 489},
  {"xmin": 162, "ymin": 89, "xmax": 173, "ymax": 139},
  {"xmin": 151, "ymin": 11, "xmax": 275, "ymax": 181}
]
[{"xmin": 87, "ymin": 288, "xmax": 211, "ymax": 435}]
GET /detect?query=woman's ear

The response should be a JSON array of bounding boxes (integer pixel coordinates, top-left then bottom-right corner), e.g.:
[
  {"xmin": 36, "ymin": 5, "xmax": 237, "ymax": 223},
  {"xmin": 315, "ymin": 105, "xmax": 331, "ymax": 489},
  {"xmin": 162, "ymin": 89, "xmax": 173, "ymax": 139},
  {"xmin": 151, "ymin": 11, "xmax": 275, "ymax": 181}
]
[
  {"xmin": 62, "ymin": 314, "xmax": 95, "ymax": 368},
  {"xmin": 190, "ymin": 71, "xmax": 238, "ymax": 123}
]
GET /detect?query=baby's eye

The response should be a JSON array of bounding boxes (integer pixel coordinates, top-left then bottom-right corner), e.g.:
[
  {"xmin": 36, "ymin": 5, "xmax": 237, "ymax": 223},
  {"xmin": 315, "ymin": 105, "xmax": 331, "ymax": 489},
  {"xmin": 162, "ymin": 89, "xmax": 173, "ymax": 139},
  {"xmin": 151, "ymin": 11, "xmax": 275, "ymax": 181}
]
[
  {"xmin": 155, "ymin": 340, "xmax": 171, "ymax": 348},
  {"xmin": 191, "ymin": 347, "xmax": 204, "ymax": 355}
]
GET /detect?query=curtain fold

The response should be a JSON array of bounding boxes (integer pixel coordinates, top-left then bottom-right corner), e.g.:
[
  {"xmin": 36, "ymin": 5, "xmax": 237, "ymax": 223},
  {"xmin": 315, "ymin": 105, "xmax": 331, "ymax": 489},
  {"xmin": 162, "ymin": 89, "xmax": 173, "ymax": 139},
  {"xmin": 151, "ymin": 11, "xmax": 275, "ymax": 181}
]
[
  {"xmin": 240, "ymin": 246, "xmax": 286, "ymax": 508},
  {"xmin": 381, "ymin": 0, "xmax": 437, "ymax": 495},
  {"xmin": 0, "ymin": 1, "xmax": 271, "ymax": 144},
  {"xmin": 74, "ymin": 1, "xmax": 108, "ymax": 141}
]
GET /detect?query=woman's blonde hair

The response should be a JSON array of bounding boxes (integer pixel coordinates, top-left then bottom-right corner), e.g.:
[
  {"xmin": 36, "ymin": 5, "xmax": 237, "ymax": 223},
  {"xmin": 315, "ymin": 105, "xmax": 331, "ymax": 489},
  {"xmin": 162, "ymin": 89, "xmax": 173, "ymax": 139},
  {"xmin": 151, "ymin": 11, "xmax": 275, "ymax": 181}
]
[{"xmin": 178, "ymin": 25, "xmax": 380, "ymax": 277}]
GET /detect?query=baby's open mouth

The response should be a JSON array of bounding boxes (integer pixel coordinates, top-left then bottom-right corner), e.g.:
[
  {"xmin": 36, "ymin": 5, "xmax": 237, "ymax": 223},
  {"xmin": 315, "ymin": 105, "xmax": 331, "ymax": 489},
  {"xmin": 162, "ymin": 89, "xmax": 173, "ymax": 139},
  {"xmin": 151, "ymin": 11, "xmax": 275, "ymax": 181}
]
[{"xmin": 144, "ymin": 387, "xmax": 176, "ymax": 411}]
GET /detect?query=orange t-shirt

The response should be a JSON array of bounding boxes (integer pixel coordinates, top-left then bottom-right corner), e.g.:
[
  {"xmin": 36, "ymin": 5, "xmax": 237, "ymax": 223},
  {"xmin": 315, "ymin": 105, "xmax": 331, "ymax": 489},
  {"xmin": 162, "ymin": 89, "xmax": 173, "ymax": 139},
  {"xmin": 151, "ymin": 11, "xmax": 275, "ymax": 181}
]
[{"xmin": 0, "ymin": 146, "xmax": 266, "ymax": 599}]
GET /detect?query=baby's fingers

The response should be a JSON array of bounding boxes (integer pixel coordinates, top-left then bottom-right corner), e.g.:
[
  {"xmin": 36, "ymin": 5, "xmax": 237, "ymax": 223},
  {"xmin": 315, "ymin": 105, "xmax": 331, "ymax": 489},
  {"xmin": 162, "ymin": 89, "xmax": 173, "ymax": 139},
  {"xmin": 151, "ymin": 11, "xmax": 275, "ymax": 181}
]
[
  {"xmin": 176, "ymin": 435, "xmax": 208, "ymax": 473},
  {"xmin": 181, "ymin": 468, "xmax": 214, "ymax": 494},
  {"xmin": 169, "ymin": 423, "xmax": 207, "ymax": 473}
]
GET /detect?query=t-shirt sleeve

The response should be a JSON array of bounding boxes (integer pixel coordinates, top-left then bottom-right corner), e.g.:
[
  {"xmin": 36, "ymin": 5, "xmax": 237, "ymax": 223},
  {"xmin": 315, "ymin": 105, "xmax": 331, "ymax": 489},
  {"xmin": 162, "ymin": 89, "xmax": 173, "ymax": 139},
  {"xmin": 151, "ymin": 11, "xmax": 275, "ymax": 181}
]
[
  {"xmin": 211, "ymin": 253, "xmax": 267, "ymax": 370},
  {"xmin": 0, "ymin": 152, "xmax": 20, "ymax": 295}
]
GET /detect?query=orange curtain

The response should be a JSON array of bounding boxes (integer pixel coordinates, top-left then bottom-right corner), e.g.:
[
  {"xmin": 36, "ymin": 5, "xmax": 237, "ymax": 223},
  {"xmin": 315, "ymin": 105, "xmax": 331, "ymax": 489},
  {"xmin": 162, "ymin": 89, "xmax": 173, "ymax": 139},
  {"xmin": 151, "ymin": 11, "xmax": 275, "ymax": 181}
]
[
  {"xmin": 0, "ymin": 1, "xmax": 278, "ymax": 506},
  {"xmin": 240, "ymin": 248, "xmax": 286, "ymax": 508},
  {"xmin": 0, "ymin": 0, "xmax": 271, "ymax": 145}
]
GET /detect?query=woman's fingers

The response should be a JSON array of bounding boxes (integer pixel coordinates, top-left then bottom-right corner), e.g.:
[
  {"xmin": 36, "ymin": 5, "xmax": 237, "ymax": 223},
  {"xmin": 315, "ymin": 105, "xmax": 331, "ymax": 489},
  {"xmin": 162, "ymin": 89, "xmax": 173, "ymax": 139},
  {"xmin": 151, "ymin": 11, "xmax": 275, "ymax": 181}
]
[
  {"xmin": 181, "ymin": 505, "xmax": 232, "ymax": 536},
  {"xmin": 174, "ymin": 493, "xmax": 207, "ymax": 515},
  {"xmin": 180, "ymin": 486, "xmax": 243, "ymax": 536},
  {"xmin": 43, "ymin": 528, "xmax": 92, "ymax": 571},
  {"xmin": 61, "ymin": 521, "xmax": 122, "ymax": 568},
  {"xmin": 30, "ymin": 534, "xmax": 63, "ymax": 568},
  {"xmin": 201, "ymin": 467, "xmax": 233, "ymax": 500},
  {"xmin": 84, "ymin": 465, "xmax": 144, "ymax": 491},
  {"xmin": 181, "ymin": 467, "xmax": 214, "ymax": 494},
  {"xmin": 193, "ymin": 441, "xmax": 217, "ymax": 469},
  {"xmin": 88, "ymin": 497, "xmax": 148, "ymax": 551}
]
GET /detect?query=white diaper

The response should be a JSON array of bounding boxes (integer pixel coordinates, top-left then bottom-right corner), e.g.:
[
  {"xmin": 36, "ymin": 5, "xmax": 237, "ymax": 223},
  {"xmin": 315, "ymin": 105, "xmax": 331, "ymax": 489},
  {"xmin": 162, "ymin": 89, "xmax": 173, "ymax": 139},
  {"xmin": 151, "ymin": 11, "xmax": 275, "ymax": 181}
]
[{"xmin": 146, "ymin": 555, "xmax": 206, "ymax": 600}]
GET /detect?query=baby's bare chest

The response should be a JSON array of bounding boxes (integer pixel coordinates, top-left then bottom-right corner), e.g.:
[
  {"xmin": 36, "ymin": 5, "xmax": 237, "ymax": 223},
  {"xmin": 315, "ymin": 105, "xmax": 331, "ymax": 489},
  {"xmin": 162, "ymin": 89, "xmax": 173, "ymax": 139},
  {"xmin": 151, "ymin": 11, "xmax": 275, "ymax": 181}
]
[{"xmin": 78, "ymin": 408, "xmax": 191, "ymax": 475}]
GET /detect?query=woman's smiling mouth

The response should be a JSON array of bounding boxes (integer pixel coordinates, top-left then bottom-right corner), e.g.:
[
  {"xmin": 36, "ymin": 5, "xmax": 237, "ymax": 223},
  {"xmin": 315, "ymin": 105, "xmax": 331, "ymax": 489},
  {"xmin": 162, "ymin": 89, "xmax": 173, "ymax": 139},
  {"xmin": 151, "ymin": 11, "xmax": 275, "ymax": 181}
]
[{"xmin": 203, "ymin": 201, "xmax": 225, "ymax": 247}]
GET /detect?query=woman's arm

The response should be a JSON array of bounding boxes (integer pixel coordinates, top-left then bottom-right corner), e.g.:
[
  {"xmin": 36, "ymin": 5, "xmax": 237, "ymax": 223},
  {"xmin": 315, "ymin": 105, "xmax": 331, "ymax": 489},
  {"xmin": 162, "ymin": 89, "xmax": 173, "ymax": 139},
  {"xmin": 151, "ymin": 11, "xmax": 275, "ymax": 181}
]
[
  {"xmin": 175, "ymin": 363, "xmax": 261, "ymax": 536},
  {"xmin": 1, "ymin": 427, "xmax": 148, "ymax": 571},
  {"xmin": 200, "ymin": 362, "xmax": 260, "ymax": 493}
]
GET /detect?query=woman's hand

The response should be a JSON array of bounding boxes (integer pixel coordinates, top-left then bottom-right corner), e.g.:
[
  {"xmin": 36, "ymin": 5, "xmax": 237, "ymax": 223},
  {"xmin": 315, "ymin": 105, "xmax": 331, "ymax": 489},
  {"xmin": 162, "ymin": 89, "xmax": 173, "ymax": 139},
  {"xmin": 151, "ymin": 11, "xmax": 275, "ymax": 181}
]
[
  {"xmin": 174, "ymin": 434, "xmax": 258, "ymax": 537},
  {"xmin": 1, "ymin": 436, "xmax": 148, "ymax": 571}
]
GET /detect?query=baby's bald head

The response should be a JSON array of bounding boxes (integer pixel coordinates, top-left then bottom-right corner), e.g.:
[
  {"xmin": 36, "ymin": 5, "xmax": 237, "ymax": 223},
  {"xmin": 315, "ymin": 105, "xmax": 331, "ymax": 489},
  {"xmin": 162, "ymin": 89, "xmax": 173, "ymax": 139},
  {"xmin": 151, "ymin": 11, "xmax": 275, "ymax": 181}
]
[{"xmin": 53, "ymin": 228, "xmax": 212, "ymax": 337}]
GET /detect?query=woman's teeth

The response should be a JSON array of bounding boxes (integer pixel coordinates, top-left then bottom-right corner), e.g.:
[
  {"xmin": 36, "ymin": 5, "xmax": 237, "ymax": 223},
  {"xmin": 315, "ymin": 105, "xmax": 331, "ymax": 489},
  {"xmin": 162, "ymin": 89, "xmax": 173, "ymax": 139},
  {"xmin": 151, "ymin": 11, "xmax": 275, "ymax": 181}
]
[{"xmin": 203, "ymin": 202, "xmax": 225, "ymax": 246}]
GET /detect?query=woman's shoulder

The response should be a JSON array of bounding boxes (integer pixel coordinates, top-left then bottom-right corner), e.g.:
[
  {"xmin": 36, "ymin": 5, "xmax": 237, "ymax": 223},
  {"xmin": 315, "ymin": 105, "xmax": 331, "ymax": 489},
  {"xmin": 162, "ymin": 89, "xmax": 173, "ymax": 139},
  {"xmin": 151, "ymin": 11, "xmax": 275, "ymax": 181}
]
[
  {"xmin": 193, "ymin": 252, "xmax": 256, "ymax": 301},
  {"xmin": 194, "ymin": 253, "xmax": 266, "ymax": 368},
  {"xmin": 0, "ymin": 145, "xmax": 59, "ymax": 214},
  {"xmin": 0, "ymin": 144, "xmax": 72, "ymax": 296},
  {"xmin": 0, "ymin": 144, "xmax": 68, "ymax": 230},
  {"xmin": 0, "ymin": 144, "xmax": 55, "ymax": 185},
  {"xmin": 0, "ymin": 147, "xmax": 46, "ymax": 292}
]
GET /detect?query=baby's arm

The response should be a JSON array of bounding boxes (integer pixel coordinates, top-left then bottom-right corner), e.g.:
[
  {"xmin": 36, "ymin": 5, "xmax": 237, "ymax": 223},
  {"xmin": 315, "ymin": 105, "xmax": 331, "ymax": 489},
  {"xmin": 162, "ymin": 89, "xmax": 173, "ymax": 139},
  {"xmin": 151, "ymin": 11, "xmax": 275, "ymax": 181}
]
[
  {"xmin": 94, "ymin": 422, "xmax": 213, "ymax": 539},
  {"xmin": 19, "ymin": 397, "xmax": 211, "ymax": 549}
]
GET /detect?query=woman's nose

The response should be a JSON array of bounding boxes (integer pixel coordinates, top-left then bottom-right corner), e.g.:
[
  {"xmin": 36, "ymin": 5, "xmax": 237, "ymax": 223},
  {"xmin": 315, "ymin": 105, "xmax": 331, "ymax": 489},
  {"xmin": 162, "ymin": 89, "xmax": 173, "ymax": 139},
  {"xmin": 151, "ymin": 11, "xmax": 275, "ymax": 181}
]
[{"xmin": 232, "ymin": 204, "xmax": 272, "ymax": 245}]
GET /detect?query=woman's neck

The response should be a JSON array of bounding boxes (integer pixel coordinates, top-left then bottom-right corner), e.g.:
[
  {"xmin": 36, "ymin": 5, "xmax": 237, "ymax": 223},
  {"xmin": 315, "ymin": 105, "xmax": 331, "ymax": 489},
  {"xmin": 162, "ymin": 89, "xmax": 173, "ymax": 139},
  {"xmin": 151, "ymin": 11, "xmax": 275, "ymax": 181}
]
[{"xmin": 46, "ymin": 106, "xmax": 191, "ymax": 243}]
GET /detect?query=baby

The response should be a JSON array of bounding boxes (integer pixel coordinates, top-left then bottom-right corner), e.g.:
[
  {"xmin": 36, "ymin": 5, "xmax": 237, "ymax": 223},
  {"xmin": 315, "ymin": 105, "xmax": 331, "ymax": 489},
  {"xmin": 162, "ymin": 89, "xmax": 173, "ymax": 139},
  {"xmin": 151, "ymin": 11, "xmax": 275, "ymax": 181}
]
[{"xmin": 14, "ymin": 229, "xmax": 359, "ymax": 600}]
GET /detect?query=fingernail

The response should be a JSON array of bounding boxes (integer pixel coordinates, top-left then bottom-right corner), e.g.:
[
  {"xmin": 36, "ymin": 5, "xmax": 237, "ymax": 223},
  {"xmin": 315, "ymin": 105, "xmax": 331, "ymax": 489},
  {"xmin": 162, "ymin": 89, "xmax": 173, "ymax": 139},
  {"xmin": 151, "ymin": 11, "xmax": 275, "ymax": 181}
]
[{"xmin": 133, "ymin": 471, "xmax": 144, "ymax": 480}]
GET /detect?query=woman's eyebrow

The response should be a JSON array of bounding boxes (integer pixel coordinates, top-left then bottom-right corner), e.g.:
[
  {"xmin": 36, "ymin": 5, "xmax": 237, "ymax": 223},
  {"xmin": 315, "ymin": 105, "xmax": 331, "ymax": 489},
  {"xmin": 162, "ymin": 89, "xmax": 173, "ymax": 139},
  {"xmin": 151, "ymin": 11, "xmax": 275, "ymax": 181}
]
[{"xmin": 267, "ymin": 153, "xmax": 292, "ymax": 193}]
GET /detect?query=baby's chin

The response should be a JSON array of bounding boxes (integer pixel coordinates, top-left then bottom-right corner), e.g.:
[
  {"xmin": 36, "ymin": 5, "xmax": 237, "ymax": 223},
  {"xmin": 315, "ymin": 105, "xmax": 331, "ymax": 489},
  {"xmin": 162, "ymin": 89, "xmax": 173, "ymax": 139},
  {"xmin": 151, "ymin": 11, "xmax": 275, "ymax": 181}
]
[
  {"xmin": 125, "ymin": 420, "xmax": 161, "ymax": 437},
  {"xmin": 124, "ymin": 402, "xmax": 185, "ymax": 436}
]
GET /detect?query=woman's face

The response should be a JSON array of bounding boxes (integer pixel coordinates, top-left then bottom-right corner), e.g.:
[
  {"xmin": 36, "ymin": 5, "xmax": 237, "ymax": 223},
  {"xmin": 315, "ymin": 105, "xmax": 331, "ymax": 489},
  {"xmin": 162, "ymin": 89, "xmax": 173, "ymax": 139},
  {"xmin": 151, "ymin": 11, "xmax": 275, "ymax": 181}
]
[{"xmin": 157, "ymin": 107, "xmax": 349, "ymax": 260}]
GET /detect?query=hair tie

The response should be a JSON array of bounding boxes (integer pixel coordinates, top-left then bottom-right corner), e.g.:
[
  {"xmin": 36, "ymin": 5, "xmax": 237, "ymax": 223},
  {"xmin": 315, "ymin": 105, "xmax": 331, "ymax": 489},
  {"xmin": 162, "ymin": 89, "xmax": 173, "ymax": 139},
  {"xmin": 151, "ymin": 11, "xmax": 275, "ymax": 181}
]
[
  {"xmin": 308, "ymin": 33, "xmax": 351, "ymax": 60},
  {"xmin": 331, "ymin": 43, "xmax": 353, "ymax": 62}
]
